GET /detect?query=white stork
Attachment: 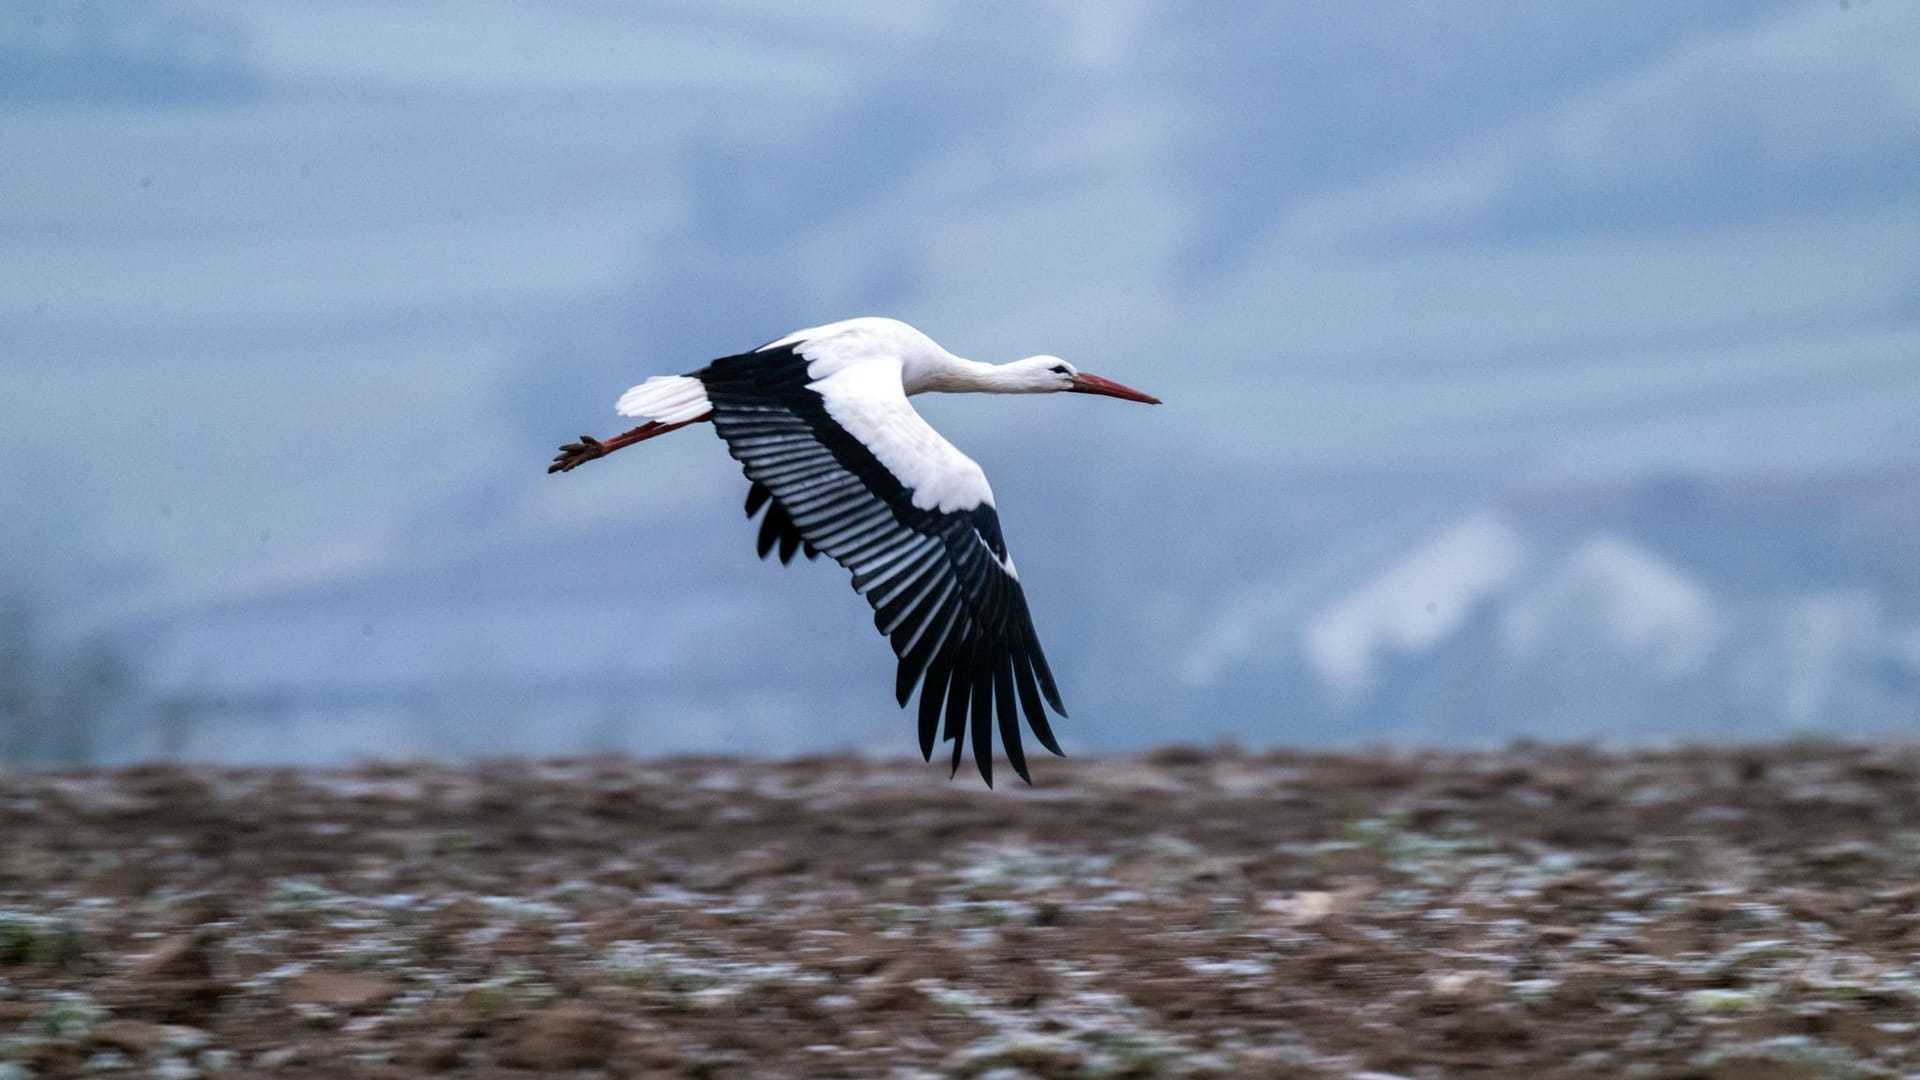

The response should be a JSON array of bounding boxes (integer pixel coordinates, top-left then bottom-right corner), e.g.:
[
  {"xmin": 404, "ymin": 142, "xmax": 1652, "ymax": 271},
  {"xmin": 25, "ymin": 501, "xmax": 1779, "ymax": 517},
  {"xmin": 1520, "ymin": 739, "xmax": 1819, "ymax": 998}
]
[{"xmin": 548, "ymin": 317, "xmax": 1159, "ymax": 786}]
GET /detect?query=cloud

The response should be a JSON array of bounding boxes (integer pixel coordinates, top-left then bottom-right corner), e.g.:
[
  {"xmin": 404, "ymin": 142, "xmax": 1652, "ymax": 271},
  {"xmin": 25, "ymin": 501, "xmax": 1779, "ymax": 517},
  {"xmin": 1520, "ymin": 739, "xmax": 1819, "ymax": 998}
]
[{"xmin": 1283, "ymin": 2, "xmax": 1920, "ymax": 246}]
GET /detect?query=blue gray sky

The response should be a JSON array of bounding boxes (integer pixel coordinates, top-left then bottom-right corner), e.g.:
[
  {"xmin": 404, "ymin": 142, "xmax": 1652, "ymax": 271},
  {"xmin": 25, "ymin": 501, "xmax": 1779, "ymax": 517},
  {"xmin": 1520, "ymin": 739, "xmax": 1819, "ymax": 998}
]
[{"xmin": 4, "ymin": 0, "xmax": 1917, "ymax": 627}]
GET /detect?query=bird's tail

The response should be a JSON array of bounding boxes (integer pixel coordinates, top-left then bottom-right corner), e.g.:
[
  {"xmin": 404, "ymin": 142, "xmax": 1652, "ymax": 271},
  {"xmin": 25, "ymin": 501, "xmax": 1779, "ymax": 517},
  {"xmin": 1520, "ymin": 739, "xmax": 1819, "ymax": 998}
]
[{"xmin": 615, "ymin": 375, "xmax": 711, "ymax": 424}]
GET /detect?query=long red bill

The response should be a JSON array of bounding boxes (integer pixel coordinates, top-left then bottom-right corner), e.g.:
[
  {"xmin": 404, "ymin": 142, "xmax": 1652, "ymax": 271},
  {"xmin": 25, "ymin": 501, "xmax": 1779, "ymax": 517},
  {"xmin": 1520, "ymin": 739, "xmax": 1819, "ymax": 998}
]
[{"xmin": 1069, "ymin": 372, "xmax": 1161, "ymax": 404}]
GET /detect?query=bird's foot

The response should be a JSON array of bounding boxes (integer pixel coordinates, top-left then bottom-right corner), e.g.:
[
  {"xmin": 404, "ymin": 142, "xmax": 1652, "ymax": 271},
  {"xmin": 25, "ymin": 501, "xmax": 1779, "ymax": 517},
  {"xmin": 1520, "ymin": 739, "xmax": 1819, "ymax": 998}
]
[{"xmin": 547, "ymin": 434, "xmax": 606, "ymax": 474}]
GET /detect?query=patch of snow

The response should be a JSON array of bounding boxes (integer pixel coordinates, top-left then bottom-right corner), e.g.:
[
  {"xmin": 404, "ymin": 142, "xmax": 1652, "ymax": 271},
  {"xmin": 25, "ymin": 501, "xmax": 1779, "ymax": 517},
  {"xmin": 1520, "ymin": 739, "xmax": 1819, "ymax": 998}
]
[
  {"xmin": 1501, "ymin": 534, "xmax": 1719, "ymax": 678},
  {"xmin": 1304, "ymin": 512, "xmax": 1533, "ymax": 699},
  {"xmin": 1777, "ymin": 590, "xmax": 1881, "ymax": 726}
]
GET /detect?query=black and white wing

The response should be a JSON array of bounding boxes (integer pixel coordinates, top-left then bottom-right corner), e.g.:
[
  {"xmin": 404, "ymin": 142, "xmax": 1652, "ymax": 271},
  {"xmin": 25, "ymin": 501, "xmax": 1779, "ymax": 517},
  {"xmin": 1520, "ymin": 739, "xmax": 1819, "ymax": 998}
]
[{"xmin": 698, "ymin": 344, "xmax": 1067, "ymax": 786}]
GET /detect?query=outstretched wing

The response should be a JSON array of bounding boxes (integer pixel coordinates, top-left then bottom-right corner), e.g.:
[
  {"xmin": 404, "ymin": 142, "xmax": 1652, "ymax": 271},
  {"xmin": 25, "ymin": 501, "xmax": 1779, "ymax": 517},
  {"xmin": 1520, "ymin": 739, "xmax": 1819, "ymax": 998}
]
[{"xmin": 699, "ymin": 343, "xmax": 1067, "ymax": 786}]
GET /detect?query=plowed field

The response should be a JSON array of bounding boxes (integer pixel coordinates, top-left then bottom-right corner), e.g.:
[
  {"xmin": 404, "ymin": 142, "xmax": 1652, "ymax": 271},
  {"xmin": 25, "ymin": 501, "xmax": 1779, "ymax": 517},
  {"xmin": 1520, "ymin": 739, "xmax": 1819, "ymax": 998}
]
[{"xmin": 5, "ymin": 744, "xmax": 1920, "ymax": 1077}]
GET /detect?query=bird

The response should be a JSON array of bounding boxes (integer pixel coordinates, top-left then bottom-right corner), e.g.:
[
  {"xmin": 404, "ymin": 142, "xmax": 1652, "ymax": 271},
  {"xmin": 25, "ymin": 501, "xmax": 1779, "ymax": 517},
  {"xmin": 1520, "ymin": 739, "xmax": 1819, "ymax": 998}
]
[{"xmin": 547, "ymin": 317, "xmax": 1159, "ymax": 786}]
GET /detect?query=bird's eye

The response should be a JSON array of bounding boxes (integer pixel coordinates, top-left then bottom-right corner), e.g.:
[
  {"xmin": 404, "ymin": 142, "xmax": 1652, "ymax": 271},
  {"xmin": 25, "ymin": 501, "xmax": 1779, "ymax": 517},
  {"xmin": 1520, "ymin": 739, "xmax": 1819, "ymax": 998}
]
[{"xmin": 1049, "ymin": 364, "xmax": 1071, "ymax": 375}]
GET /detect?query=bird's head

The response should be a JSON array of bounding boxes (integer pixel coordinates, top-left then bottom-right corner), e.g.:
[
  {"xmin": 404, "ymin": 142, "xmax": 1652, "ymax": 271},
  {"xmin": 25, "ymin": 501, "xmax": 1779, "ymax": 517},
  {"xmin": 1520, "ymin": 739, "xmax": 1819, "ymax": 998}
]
[{"xmin": 1011, "ymin": 356, "xmax": 1161, "ymax": 403}]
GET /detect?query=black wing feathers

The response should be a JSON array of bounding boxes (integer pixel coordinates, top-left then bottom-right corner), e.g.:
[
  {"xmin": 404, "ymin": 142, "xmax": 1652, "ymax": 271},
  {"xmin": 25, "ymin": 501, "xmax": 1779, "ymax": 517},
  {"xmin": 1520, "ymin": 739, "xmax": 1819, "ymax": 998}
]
[
  {"xmin": 745, "ymin": 481, "xmax": 818, "ymax": 564},
  {"xmin": 701, "ymin": 344, "xmax": 1067, "ymax": 785}
]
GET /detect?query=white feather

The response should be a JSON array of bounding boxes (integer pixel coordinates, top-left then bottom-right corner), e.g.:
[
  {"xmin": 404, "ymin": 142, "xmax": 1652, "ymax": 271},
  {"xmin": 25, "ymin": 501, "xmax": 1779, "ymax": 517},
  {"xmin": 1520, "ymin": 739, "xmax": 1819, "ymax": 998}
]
[
  {"xmin": 764, "ymin": 317, "xmax": 952, "ymax": 387},
  {"xmin": 616, "ymin": 375, "xmax": 711, "ymax": 423},
  {"xmin": 813, "ymin": 358, "xmax": 995, "ymax": 514}
]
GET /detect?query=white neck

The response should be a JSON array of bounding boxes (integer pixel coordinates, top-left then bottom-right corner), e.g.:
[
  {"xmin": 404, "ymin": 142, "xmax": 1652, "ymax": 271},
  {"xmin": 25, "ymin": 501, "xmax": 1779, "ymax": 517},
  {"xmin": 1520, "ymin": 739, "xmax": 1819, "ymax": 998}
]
[
  {"xmin": 904, "ymin": 353, "xmax": 1057, "ymax": 396},
  {"xmin": 906, "ymin": 355, "xmax": 987, "ymax": 394}
]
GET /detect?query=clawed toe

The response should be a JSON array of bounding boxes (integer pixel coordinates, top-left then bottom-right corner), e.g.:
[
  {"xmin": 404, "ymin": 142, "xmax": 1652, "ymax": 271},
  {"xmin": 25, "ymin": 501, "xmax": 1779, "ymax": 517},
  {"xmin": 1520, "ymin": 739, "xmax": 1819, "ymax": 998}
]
[{"xmin": 547, "ymin": 434, "xmax": 605, "ymax": 474}]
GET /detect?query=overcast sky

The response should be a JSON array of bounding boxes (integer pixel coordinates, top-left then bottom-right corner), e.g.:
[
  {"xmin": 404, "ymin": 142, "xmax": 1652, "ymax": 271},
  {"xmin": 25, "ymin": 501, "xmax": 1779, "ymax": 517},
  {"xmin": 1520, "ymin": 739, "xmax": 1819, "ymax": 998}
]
[{"xmin": 4, "ymin": 0, "xmax": 1917, "ymax": 617}]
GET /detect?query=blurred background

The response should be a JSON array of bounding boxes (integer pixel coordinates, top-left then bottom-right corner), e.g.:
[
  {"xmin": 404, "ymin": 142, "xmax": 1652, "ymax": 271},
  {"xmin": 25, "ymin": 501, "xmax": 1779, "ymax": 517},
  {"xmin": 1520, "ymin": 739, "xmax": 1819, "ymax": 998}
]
[{"xmin": 2, "ymin": 1, "xmax": 1916, "ymax": 767}]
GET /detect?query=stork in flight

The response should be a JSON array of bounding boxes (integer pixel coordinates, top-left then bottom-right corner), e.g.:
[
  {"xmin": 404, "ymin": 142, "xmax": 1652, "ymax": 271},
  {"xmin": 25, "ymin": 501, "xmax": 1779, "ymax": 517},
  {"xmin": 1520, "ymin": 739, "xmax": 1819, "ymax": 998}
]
[{"xmin": 548, "ymin": 317, "xmax": 1159, "ymax": 786}]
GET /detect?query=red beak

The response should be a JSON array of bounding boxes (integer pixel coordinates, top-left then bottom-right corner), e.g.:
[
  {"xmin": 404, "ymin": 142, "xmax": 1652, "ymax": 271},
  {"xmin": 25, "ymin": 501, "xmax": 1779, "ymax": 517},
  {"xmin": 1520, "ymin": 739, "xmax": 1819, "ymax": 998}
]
[{"xmin": 1069, "ymin": 372, "xmax": 1161, "ymax": 404}]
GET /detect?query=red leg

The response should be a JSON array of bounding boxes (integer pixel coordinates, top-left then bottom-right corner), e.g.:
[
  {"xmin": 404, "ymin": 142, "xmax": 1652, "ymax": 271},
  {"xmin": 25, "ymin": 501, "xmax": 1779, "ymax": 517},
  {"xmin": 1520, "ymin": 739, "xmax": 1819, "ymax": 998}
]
[{"xmin": 547, "ymin": 413, "xmax": 710, "ymax": 474}]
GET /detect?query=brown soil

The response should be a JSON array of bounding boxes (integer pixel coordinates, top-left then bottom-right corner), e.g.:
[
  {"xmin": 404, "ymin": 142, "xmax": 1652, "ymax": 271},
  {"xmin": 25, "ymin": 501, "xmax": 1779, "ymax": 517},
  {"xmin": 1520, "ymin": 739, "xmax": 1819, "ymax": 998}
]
[{"xmin": 4, "ymin": 743, "xmax": 1920, "ymax": 1078}]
